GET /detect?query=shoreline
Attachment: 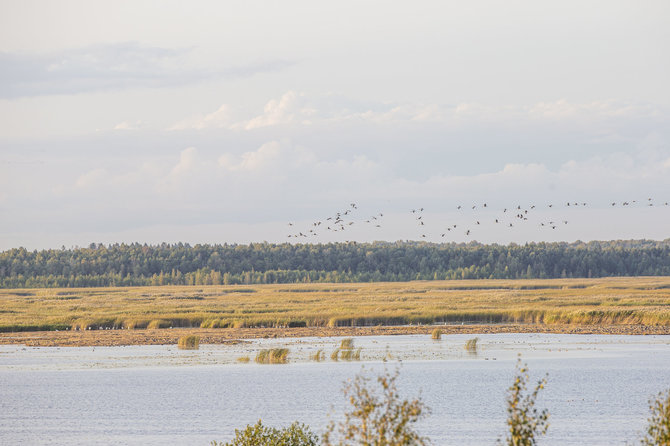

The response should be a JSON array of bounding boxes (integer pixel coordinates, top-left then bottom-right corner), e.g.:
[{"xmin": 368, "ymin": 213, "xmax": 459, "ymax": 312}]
[{"xmin": 1, "ymin": 323, "xmax": 669, "ymax": 347}]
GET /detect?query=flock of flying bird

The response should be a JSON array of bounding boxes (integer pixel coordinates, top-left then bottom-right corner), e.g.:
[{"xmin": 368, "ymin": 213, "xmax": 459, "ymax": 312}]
[{"xmin": 286, "ymin": 198, "xmax": 670, "ymax": 241}]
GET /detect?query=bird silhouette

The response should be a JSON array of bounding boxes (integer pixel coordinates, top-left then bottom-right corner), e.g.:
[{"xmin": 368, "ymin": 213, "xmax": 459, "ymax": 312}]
[{"xmin": 286, "ymin": 194, "xmax": 667, "ymax": 243}]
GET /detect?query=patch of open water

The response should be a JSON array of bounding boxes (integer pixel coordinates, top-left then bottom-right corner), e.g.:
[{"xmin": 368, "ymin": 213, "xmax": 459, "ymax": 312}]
[{"xmin": 1, "ymin": 333, "xmax": 669, "ymax": 445}]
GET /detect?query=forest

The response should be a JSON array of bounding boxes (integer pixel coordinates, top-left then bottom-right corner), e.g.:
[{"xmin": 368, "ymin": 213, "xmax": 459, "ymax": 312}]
[{"xmin": 1, "ymin": 239, "xmax": 669, "ymax": 288}]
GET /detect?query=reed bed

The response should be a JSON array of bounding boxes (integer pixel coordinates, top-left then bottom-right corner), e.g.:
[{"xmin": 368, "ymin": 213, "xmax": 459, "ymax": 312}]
[
  {"xmin": 2, "ymin": 277, "xmax": 670, "ymax": 333},
  {"xmin": 255, "ymin": 348, "xmax": 289, "ymax": 364},
  {"xmin": 331, "ymin": 338, "xmax": 362, "ymax": 361},
  {"xmin": 310, "ymin": 349, "xmax": 325, "ymax": 362},
  {"xmin": 177, "ymin": 335, "xmax": 200, "ymax": 350},
  {"xmin": 465, "ymin": 337, "xmax": 479, "ymax": 353}
]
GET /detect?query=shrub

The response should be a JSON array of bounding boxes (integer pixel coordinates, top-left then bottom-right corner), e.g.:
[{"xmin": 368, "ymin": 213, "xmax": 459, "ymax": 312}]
[
  {"xmin": 177, "ymin": 335, "xmax": 200, "ymax": 350},
  {"xmin": 211, "ymin": 420, "xmax": 319, "ymax": 446},
  {"xmin": 640, "ymin": 388, "xmax": 670, "ymax": 446},
  {"xmin": 499, "ymin": 358, "xmax": 549, "ymax": 446},
  {"xmin": 323, "ymin": 367, "xmax": 429, "ymax": 445}
]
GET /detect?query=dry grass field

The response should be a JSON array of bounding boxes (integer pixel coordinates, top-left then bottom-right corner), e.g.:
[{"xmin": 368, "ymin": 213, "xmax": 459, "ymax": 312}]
[{"xmin": 1, "ymin": 277, "xmax": 670, "ymax": 338}]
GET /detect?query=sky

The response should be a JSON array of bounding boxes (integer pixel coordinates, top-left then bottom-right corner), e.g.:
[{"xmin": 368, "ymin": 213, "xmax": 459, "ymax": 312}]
[{"xmin": 1, "ymin": 0, "xmax": 669, "ymax": 250}]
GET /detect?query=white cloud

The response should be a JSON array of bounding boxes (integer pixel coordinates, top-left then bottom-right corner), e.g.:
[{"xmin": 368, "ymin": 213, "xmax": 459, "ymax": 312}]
[
  {"xmin": 218, "ymin": 141, "xmax": 282, "ymax": 171},
  {"xmin": 168, "ymin": 105, "xmax": 232, "ymax": 131},
  {"xmin": 4, "ymin": 134, "xmax": 670, "ymax": 250},
  {"xmin": 113, "ymin": 120, "xmax": 142, "ymax": 130},
  {"xmin": 347, "ymin": 104, "xmax": 446, "ymax": 124},
  {"xmin": 167, "ymin": 93, "xmax": 668, "ymax": 136},
  {"xmin": 31, "ymin": 134, "xmax": 670, "ymax": 219},
  {"xmin": 241, "ymin": 91, "xmax": 316, "ymax": 130},
  {"xmin": 4, "ymin": 90, "xmax": 669, "ymax": 249},
  {"xmin": 166, "ymin": 92, "xmax": 314, "ymax": 131},
  {"xmin": 170, "ymin": 147, "xmax": 199, "ymax": 176}
]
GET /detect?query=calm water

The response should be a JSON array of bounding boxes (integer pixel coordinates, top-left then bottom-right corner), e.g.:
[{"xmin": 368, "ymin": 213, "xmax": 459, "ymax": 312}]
[{"xmin": 1, "ymin": 333, "xmax": 669, "ymax": 445}]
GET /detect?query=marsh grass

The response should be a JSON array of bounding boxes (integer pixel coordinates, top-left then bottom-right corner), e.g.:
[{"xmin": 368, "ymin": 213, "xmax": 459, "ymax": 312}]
[
  {"xmin": 310, "ymin": 349, "xmax": 325, "ymax": 362},
  {"xmin": 2, "ymin": 277, "xmax": 670, "ymax": 333},
  {"xmin": 340, "ymin": 347, "xmax": 362, "ymax": 361},
  {"xmin": 255, "ymin": 348, "xmax": 289, "ymax": 364},
  {"xmin": 147, "ymin": 319, "xmax": 171, "ymax": 329},
  {"xmin": 465, "ymin": 337, "xmax": 479, "ymax": 353},
  {"xmin": 177, "ymin": 335, "xmax": 200, "ymax": 350},
  {"xmin": 331, "ymin": 349, "xmax": 341, "ymax": 361},
  {"xmin": 236, "ymin": 356, "xmax": 250, "ymax": 363},
  {"xmin": 332, "ymin": 338, "xmax": 361, "ymax": 361},
  {"xmin": 431, "ymin": 328, "xmax": 442, "ymax": 340}
]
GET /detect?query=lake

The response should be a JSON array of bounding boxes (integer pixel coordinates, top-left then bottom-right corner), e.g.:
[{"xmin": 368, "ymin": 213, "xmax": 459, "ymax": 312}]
[{"xmin": 1, "ymin": 333, "xmax": 669, "ymax": 445}]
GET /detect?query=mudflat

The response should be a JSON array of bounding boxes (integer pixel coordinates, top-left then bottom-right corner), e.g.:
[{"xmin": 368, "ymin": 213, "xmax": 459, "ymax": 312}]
[{"xmin": 2, "ymin": 323, "xmax": 669, "ymax": 347}]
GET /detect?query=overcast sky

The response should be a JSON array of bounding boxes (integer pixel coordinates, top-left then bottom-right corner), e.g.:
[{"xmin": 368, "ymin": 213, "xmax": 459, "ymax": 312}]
[{"xmin": 1, "ymin": 0, "xmax": 669, "ymax": 250}]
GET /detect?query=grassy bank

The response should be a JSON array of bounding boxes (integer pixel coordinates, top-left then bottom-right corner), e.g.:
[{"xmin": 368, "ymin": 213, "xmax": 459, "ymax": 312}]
[{"xmin": 1, "ymin": 277, "xmax": 670, "ymax": 333}]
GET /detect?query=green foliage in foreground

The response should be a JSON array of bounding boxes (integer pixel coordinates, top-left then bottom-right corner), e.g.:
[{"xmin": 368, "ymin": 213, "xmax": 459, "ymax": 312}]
[
  {"xmin": 641, "ymin": 389, "xmax": 670, "ymax": 446},
  {"xmin": 322, "ymin": 367, "xmax": 429, "ymax": 446},
  {"xmin": 3, "ymin": 239, "xmax": 670, "ymax": 288},
  {"xmin": 215, "ymin": 364, "xmax": 670, "ymax": 446},
  {"xmin": 211, "ymin": 420, "xmax": 319, "ymax": 446},
  {"xmin": 499, "ymin": 358, "xmax": 549, "ymax": 446}
]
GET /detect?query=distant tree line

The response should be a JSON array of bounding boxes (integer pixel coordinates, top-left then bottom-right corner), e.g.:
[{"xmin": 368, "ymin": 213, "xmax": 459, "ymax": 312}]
[{"xmin": 1, "ymin": 239, "xmax": 669, "ymax": 288}]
